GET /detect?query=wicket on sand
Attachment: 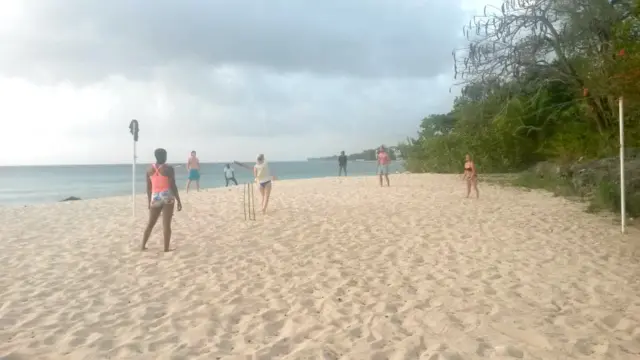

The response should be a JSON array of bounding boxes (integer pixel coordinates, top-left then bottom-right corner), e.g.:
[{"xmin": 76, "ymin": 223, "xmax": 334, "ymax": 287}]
[{"xmin": 243, "ymin": 182, "xmax": 256, "ymax": 220}]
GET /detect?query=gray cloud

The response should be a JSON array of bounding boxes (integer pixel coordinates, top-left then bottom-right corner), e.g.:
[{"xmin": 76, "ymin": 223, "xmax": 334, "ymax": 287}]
[
  {"xmin": 60, "ymin": 69, "xmax": 455, "ymax": 139},
  {"xmin": 0, "ymin": 0, "xmax": 470, "ymax": 165},
  {"xmin": 0, "ymin": 0, "xmax": 467, "ymax": 83}
]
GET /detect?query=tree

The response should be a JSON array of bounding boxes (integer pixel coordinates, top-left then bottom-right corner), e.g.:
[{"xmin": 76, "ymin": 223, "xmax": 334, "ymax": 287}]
[
  {"xmin": 452, "ymin": 0, "xmax": 632, "ymax": 133},
  {"xmin": 402, "ymin": 0, "xmax": 640, "ymax": 173},
  {"xmin": 419, "ymin": 113, "xmax": 457, "ymax": 137}
]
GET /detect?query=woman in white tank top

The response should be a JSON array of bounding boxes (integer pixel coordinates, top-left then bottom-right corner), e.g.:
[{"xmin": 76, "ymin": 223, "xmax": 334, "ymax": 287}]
[{"xmin": 253, "ymin": 154, "xmax": 273, "ymax": 214}]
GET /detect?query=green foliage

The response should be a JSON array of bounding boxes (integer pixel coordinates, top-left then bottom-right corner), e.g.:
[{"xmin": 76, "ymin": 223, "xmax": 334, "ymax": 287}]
[
  {"xmin": 418, "ymin": 114, "xmax": 456, "ymax": 137},
  {"xmin": 510, "ymin": 172, "xmax": 578, "ymax": 198},
  {"xmin": 508, "ymin": 171, "xmax": 640, "ymax": 217},
  {"xmin": 402, "ymin": 0, "xmax": 640, "ymax": 176},
  {"xmin": 588, "ymin": 180, "xmax": 640, "ymax": 217}
]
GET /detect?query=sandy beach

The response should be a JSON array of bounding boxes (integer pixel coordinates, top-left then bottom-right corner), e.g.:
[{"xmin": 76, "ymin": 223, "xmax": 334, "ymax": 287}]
[{"xmin": 0, "ymin": 174, "xmax": 639, "ymax": 359}]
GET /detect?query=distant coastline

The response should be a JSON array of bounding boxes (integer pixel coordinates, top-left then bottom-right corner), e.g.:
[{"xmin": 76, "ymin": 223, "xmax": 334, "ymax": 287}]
[
  {"xmin": 0, "ymin": 161, "xmax": 405, "ymax": 206},
  {"xmin": 307, "ymin": 158, "xmax": 378, "ymax": 162},
  {"xmin": 308, "ymin": 146, "xmax": 401, "ymax": 162}
]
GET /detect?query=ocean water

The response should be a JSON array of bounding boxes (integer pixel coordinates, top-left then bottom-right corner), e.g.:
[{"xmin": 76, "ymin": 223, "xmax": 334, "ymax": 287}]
[{"xmin": 0, "ymin": 161, "xmax": 404, "ymax": 206}]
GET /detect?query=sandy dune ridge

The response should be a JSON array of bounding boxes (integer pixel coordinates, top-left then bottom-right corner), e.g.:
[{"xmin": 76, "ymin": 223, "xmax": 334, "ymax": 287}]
[{"xmin": 0, "ymin": 174, "xmax": 639, "ymax": 359}]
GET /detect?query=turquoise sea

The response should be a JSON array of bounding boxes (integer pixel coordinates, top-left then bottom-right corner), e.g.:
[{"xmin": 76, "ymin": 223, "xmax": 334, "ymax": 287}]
[{"xmin": 0, "ymin": 161, "xmax": 404, "ymax": 206}]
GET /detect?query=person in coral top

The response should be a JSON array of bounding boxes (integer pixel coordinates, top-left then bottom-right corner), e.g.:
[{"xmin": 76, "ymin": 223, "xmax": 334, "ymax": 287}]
[{"xmin": 142, "ymin": 148, "xmax": 182, "ymax": 252}]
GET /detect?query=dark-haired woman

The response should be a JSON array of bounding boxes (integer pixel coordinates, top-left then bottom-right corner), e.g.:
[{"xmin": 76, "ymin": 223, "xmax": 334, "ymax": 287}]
[{"xmin": 142, "ymin": 148, "xmax": 182, "ymax": 252}]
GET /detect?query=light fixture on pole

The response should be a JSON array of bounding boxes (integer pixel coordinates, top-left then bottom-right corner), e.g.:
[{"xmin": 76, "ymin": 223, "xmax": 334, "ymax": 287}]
[{"xmin": 129, "ymin": 120, "xmax": 139, "ymax": 218}]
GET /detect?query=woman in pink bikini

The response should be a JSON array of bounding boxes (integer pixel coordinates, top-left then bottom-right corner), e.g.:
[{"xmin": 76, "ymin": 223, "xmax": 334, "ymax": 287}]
[
  {"xmin": 462, "ymin": 154, "xmax": 479, "ymax": 198},
  {"xmin": 142, "ymin": 148, "xmax": 182, "ymax": 252}
]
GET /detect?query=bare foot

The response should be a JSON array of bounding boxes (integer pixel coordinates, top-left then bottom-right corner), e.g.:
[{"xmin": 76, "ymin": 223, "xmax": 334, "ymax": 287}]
[{"xmin": 164, "ymin": 248, "xmax": 175, "ymax": 253}]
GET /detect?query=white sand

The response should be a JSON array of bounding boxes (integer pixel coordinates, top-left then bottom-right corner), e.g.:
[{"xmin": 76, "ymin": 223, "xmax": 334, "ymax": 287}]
[{"xmin": 1, "ymin": 174, "xmax": 639, "ymax": 360}]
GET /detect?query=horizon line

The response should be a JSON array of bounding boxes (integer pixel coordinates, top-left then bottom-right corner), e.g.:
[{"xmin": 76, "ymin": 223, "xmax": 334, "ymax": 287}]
[{"xmin": 0, "ymin": 160, "xmax": 317, "ymax": 167}]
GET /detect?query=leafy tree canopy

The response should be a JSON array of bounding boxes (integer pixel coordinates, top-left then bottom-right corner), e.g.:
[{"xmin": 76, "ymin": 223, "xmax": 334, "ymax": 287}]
[{"xmin": 401, "ymin": 0, "xmax": 640, "ymax": 173}]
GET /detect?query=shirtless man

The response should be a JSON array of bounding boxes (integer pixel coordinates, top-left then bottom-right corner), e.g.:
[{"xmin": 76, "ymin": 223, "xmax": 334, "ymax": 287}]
[
  {"xmin": 376, "ymin": 146, "xmax": 391, "ymax": 187},
  {"xmin": 186, "ymin": 150, "xmax": 200, "ymax": 193}
]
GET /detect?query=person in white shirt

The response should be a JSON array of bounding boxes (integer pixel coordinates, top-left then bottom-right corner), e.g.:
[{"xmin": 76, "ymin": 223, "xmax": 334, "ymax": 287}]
[
  {"xmin": 253, "ymin": 154, "xmax": 273, "ymax": 214},
  {"xmin": 224, "ymin": 164, "xmax": 238, "ymax": 186},
  {"xmin": 232, "ymin": 154, "xmax": 276, "ymax": 215}
]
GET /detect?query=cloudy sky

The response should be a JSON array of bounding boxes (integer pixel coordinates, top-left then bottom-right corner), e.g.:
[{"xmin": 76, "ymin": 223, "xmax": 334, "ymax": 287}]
[{"xmin": 0, "ymin": 0, "xmax": 490, "ymax": 165}]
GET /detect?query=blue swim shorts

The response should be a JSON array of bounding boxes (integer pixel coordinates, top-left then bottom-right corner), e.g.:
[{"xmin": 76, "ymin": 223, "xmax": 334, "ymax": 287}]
[{"xmin": 188, "ymin": 169, "xmax": 201, "ymax": 181}]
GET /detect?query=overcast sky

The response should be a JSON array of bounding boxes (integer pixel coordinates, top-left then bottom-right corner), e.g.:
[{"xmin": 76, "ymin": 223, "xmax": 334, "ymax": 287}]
[{"xmin": 0, "ymin": 0, "xmax": 491, "ymax": 165}]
